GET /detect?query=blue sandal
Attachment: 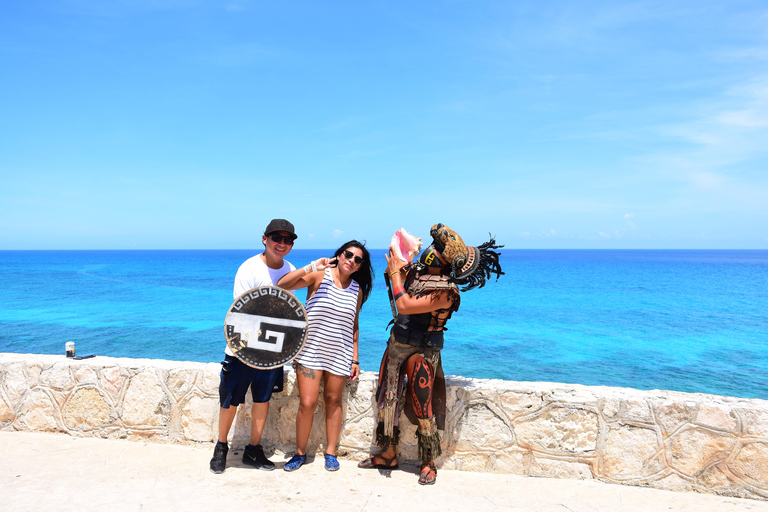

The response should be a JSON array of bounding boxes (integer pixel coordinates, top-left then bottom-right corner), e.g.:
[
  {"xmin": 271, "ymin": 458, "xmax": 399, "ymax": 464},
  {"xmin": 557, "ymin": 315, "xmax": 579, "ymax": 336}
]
[
  {"xmin": 324, "ymin": 453, "xmax": 340, "ymax": 472},
  {"xmin": 284, "ymin": 453, "xmax": 306, "ymax": 472}
]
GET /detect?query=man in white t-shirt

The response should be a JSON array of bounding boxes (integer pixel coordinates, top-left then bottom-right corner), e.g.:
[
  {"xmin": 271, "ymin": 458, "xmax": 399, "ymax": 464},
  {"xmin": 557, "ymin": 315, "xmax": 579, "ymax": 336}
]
[{"xmin": 210, "ymin": 219, "xmax": 297, "ymax": 474}]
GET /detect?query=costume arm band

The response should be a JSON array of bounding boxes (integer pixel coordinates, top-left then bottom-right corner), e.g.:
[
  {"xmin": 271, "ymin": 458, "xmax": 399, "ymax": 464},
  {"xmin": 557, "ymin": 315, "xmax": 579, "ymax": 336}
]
[{"xmin": 393, "ymin": 285, "xmax": 406, "ymax": 301}]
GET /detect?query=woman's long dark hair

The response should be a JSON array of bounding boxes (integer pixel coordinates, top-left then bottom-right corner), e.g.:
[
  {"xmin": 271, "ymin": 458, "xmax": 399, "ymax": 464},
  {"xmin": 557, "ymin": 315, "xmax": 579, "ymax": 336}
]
[{"xmin": 334, "ymin": 240, "xmax": 374, "ymax": 308}]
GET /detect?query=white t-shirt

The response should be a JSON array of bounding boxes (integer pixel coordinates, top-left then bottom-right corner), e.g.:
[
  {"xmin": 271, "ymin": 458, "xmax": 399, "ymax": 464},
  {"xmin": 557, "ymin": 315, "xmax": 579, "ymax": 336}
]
[{"xmin": 225, "ymin": 254, "xmax": 295, "ymax": 356}]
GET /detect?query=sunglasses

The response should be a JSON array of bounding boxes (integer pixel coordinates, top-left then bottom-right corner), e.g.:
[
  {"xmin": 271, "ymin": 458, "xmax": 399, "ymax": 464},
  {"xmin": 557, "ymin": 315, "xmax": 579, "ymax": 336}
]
[
  {"xmin": 269, "ymin": 234, "xmax": 295, "ymax": 245},
  {"xmin": 342, "ymin": 250, "xmax": 364, "ymax": 265}
]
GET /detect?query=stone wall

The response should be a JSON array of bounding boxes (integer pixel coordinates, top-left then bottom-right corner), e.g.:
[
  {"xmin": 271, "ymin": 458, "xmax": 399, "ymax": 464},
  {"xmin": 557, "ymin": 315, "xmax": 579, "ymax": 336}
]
[{"xmin": 1, "ymin": 353, "xmax": 766, "ymax": 500}]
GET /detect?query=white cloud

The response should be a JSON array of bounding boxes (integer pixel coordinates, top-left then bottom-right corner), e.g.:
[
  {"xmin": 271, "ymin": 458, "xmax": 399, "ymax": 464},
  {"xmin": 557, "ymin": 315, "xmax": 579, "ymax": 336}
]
[
  {"xmin": 539, "ymin": 229, "xmax": 556, "ymax": 239},
  {"xmin": 717, "ymin": 109, "xmax": 768, "ymax": 128},
  {"xmin": 689, "ymin": 171, "xmax": 725, "ymax": 190},
  {"xmin": 598, "ymin": 230, "xmax": 610, "ymax": 238},
  {"xmin": 332, "ymin": 229, "xmax": 344, "ymax": 238},
  {"xmin": 659, "ymin": 76, "xmax": 768, "ymax": 170},
  {"xmin": 624, "ymin": 213, "xmax": 634, "ymax": 219}
]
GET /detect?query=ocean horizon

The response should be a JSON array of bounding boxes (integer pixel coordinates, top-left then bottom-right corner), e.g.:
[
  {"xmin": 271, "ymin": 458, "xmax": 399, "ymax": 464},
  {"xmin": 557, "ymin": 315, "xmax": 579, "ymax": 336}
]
[{"xmin": 1, "ymin": 249, "xmax": 766, "ymax": 400}]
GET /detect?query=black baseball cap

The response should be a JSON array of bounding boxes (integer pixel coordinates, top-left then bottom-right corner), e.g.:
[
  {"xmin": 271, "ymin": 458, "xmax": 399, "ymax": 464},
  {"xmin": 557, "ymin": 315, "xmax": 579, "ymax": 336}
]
[{"xmin": 264, "ymin": 219, "xmax": 297, "ymax": 240}]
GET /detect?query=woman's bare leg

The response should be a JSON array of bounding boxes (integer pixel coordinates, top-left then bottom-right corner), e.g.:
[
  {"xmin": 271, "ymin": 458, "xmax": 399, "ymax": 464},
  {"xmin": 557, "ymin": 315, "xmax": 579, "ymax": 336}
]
[
  {"xmin": 322, "ymin": 372, "xmax": 347, "ymax": 456},
  {"xmin": 295, "ymin": 364, "xmax": 322, "ymax": 455}
]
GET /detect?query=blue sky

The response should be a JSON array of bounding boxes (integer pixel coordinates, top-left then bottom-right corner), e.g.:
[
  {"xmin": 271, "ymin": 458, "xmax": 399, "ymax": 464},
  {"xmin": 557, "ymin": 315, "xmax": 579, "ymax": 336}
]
[{"xmin": 1, "ymin": 1, "xmax": 767, "ymax": 250}]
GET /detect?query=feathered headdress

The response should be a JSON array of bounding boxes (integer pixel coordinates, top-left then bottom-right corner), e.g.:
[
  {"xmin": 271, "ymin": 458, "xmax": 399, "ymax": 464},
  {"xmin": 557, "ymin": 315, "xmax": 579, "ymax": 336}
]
[{"xmin": 420, "ymin": 223, "xmax": 505, "ymax": 291}]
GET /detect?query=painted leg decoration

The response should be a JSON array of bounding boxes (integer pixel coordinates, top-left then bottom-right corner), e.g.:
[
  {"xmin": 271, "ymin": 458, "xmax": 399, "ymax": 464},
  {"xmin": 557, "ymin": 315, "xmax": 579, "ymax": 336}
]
[{"xmin": 410, "ymin": 357, "xmax": 442, "ymax": 461}]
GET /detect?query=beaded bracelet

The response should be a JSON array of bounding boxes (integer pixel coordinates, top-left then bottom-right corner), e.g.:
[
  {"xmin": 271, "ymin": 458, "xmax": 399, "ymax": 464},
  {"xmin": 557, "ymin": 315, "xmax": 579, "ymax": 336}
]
[{"xmin": 351, "ymin": 360, "xmax": 359, "ymax": 365}]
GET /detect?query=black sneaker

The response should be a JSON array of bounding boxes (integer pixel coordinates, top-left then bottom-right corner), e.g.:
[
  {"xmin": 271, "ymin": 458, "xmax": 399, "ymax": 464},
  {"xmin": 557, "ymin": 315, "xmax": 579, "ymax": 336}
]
[
  {"xmin": 242, "ymin": 444, "xmax": 275, "ymax": 471},
  {"xmin": 210, "ymin": 442, "xmax": 228, "ymax": 474}
]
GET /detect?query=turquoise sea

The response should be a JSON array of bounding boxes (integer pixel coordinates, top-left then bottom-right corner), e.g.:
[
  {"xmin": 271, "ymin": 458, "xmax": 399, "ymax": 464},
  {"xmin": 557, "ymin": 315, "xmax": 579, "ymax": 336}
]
[{"xmin": 0, "ymin": 249, "xmax": 766, "ymax": 399}]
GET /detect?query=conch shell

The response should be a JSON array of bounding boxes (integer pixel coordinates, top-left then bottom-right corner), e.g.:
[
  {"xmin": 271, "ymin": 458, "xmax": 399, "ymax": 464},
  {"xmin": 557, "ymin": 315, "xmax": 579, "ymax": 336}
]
[{"xmin": 391, "ymin": 228, "xmax": 423, "ymax": 262}]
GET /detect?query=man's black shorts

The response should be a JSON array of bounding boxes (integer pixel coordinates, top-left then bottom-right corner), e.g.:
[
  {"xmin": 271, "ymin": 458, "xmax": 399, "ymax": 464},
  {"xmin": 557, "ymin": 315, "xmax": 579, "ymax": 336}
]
[{"xmin": 218, "ymin": 355, "xmax": 284, "ymax": 407}]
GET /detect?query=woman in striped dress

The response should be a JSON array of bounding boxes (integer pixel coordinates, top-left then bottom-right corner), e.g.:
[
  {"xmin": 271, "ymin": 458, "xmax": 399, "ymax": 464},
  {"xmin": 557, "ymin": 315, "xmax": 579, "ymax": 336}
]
[{"xmin": 277, "ymin": 240, "xmax": 373, "ymax": 472}]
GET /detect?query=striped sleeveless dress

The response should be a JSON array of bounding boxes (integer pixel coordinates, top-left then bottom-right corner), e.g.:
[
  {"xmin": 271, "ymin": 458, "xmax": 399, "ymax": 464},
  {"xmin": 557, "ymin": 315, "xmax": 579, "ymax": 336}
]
[{"xmin": 295, "ymin": 268, "xmax": 359, "ymax": 376}]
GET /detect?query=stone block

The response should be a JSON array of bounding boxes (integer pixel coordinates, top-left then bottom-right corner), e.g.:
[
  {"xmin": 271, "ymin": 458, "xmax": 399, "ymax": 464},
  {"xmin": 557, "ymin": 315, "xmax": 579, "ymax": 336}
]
[
  {"xmin": 699, "ymin": 462, "xmax": 737, "ymax": 490},
  {"xmin": 651, "ymin": 472, "xmax": 696, "ymax": 493},
  {"xmin": 73, "ymin": 365, "xmax": 99, "ymax": 386},
  {"xmin": 167, "ymin": 369, "xmax": 196, "ymax": 400},
  {"xmin": 354, "ymin": 415, "xmax": 377, "ymax": 440},
  {"xmin": 548, "ymin": 387, "xmax": 599, "ymax": 406},
  {"xmin": 439, "ymin": 457, "xmax": 462, "ymax": 471},
  {"xmin": 343, "ymin": 379, "xmax": 376, "ymax": 418},
  {"xmin": 197, "ymin": 367, "xmax": 220, "ymax": 396},
  {"xmin": 16, "ymin": 388, "xmax": 59, "ymax": 432},
  {"xmin": 516, "ymin": 407, "xmax": 598, "ymax": 453},
  {"xmin": 640, "ymin": 451, "xmax": 667, "ymax": 477},
  {"xmin": 4, "ymin": 363, "xmax": 30, "ymax": 404},
  {"xmin": 666, "ymin": 426, "xmax": 735, "ymax": 477},
  {"xmin": 180, "ymin": 393, "xmax": 217, "ymax": 442},
  {"xmin": 742, "ymin": 409, "xmax": 768, "ymax": 437},
  {"xmin": 0, "ymin": 394, "xmax": 13, "ymax": 423},
  {"xmin": 452, "ymin": 403, "xmax": 514, "ymax": 451},
  {"xmin": 696, "ymin": 403, "xmax": 738, "ymax": 432},
  {"xmin": 654, "ymin": 400, "xmax": 692, "ymax": 436},
  {"xmin": 732, "ymin": 441, "xmax": 768, "ymax": 490},
  {"xmin": 27, "ymin": 364, "xmax": 43, "ymax": 385},
  {"xmin": 602, "ymin": 424, "xmax": 659, "ymax": 478},
  {"xmin": 120, "ymin": 369, "xmax": 171, "ymax": 427},
  {"xmin": 624, "ymin": 399, "xmax": 652, "ymax": 421},
  {"xmin": 499, "ymin": 391, "xmax": 544, "ymax": 417},
  {"xmin": 490, "ymin": 450, "xmax": 527, "ymax": 474},
  {"xmin": 64, "ymin": 387, "xmax": 112, "ymax": 429},
  {"xmin": 454, "ymin": 452, "xmax": 491, "ymax": 472},
  {"xmin": 530, "ymin": 456, "xmax": 593, "ymax": 479},
  {"xmin": 100, "ymin": 366, "xmax": 124, "ymax": 397},
  {"xmin": 601, "ymin": 398, "xmax": 621, "ymax": 419},
  {"xmin": 341, "ymin": 416, "xmax": 376, "ymax": 453}
]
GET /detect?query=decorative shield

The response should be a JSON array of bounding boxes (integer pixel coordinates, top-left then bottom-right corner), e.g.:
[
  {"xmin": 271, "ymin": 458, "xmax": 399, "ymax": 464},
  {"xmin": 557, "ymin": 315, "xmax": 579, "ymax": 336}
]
[{"xmin": 224, "ymin": 286, "xmax": 308, "ymax": 369}]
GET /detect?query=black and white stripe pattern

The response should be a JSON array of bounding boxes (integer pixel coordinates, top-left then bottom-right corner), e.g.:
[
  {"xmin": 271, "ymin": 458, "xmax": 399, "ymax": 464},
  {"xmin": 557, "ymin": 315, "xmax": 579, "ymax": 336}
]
[{"xmin": 295, "ymin": 268, "xmax": 359, "ymax": 376}]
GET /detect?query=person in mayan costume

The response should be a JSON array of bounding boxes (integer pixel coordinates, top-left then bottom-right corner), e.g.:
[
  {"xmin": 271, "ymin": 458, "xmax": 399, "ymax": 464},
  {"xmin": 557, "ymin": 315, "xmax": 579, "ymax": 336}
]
[{"xmin": 358, "ymin": 223, "xmax": 503, "ymax": 485}]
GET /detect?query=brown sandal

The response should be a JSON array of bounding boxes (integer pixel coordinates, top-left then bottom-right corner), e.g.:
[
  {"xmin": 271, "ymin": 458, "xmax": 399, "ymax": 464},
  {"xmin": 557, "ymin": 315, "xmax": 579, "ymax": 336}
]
[
  {"xmin": 358, "ymin": 454, "xmax": 399, "ymax": 470},
  {"xmin": 418, "ymin": 462, "xmax": 437, "ymax": 485}
]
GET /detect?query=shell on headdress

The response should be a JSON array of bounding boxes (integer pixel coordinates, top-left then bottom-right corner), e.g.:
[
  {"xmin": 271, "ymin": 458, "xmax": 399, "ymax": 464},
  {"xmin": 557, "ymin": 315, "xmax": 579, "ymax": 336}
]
[{"xmin": 391, "ymin": 228, "xmax": 423, "ymax": 262}]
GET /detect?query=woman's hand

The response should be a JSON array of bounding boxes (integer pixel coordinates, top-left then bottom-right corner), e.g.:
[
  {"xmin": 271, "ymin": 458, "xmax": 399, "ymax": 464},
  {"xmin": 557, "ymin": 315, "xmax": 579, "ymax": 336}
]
[
  {"xmin": 350, "ymin": 362, "xmax": 360, "ymax": 380},
  {"xmin": 385, "ymin": 245, "xmax": 407, "ymax": 276},
  {"xmin": 313, "ymin": 257, "xmax": 335, "ymax": 272},
  {"xmin": 279, "ymin": 256, "xmax": 334, "ymax": 290}
]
